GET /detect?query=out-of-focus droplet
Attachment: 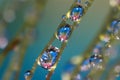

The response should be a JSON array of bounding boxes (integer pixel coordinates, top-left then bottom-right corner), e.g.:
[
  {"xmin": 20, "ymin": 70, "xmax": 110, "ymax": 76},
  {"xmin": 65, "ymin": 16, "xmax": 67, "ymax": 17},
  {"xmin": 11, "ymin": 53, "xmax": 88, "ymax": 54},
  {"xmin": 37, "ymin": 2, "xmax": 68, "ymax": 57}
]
[
  {"xmin": 100, "ymin": 34, "xmax": 110, "ymax": 43},
  {"xmin": 71, "ymin": 56, "xmax": 82, "ymax": 65},
  {"xmin": 0, "ymin": 36, "xmax": 8, "ymax": 49},
  {"xmin": 105, "ymin": 47, "xmax": 117, "ymax": 58},
  {"xmin": 24, "ymin": 6, "xmax": 37, "ymax": 23},
  {"xmin": 3, "ymin": 9, "xmax": 16, "ymax": 23},
  {"xmin": 114, "ymin": 65, "xmax": 120, "ymax": 73},
  {"xmin": 85, "ymin": 1, "xmax": 90, "ymax": 7},
  {"xmin": 62, "ymin": 60, "xmax": 81, "ymax": 80},
  {"xmin": 93, "ymin": 42, "xmax": 105, "ymax": 54},
  {"xmin": 89, "ymin": 54, "xmax": 103, "ymax": 67},
  {"xmin": 24, "ymin": 28, "xmax": 38, "ymax": 43},
  {"xmin": 24, "ymin": 70, "xmax": 32, "ymax": 79},
  {"xmin": 62, "ymin": 73, "xmax": 71, "ymax": 80},
  {"xmin": 109, "ymin": 0, "xmax": 120, "ymax": 7},
  {"xmin": 62, "ymin": 15, "xmax": 67, "ymax": 21},
  {"xmin": 81, "ymin": 59, "xmax": 91, "ymax": 71},
  {"xmin": 109, "ymin": 20, "xmax": 120, "ymax": 39},
  {"xmin": 74, "ymin": 74, "xmax": 81, "ymax": 80}
]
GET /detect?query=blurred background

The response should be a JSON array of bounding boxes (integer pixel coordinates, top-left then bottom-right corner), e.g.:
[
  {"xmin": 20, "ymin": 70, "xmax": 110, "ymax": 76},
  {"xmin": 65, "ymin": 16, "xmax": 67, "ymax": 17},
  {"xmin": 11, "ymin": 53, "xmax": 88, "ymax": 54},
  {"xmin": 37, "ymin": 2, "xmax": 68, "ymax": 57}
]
[{"xmin": 0, "ymin": 0, "xmax": 120, "ymax": 80}]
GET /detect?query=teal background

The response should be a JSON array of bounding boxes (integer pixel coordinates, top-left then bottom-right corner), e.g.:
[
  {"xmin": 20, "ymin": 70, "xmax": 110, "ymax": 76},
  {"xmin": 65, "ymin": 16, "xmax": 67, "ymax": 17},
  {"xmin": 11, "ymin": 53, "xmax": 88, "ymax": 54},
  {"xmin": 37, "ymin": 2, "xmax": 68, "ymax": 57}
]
[
  {"xmin": 1, "ymin": 0, "xmax": 119, "ymax": 80},
  {"xmin": 25, "ymin": 0, "xmax": 110, "ymax": 80}
]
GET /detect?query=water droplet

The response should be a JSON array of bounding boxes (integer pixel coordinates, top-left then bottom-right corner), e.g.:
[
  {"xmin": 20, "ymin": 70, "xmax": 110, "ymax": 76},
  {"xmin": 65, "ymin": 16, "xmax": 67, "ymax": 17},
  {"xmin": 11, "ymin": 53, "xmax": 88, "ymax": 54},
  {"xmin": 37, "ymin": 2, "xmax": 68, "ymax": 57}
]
[
  {"xmin": 93, "ymin": 42, "xmax": 105, "ymax": 54},
  {"xmin": 85, "ymin": 1, "xmax": 90, "ymax": 7},
  {"xmin": 100, "ymin": 34, "xmax": 110, "ymax": 43},
  {"xmin": 24, "ymin": 70, "xmax": 32, "ymax": 79},
  {"xmin": 70, "ymin": 5, "xmax": 84, "ymax": 22},
  {"xmin": 56, "ymin": 24, "xmax": 72, "ymax": 42},
  {"xmin": 110, "ymin": 20, "xmax": 120, "ymax": 39},
  {"xmin": 81, "ymin": 59, "xmax": 91, "ymax": 71},
  {"xmin": 89, "ymin": 54, "xmax": 103, "ymax": 67},
  {"xmin": 62, "ymin": 15, "xmax": 67, "ymax": 21},
  {"xmin": 38, "ymin": 45, "xmax": 60, "ymax": 70},
  {"xmin": 0, "ymin": 36, "xmax": 8, "ymax": 49}
]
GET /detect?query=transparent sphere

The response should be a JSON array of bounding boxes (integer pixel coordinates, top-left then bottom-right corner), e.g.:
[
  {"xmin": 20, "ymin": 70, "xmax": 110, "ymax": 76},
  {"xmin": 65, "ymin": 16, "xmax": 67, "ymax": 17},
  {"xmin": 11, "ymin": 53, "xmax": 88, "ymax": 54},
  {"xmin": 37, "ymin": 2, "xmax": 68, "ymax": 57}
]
[
  {"xmin": 56, "ymin": 24, "xmax": 72, "ymax": 42},
  {"xmin": 38, "ymin": 45, "xmax": 60, "ymax": 70},
  {"xmin": 70, "ymin": 5, "xmax": 84, "ymax": 22}
]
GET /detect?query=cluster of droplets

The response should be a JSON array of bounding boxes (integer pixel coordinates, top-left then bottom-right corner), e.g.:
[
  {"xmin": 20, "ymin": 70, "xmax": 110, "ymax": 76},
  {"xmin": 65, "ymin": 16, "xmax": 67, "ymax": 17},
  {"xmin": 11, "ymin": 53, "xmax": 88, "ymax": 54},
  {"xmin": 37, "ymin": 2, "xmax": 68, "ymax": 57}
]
[
  {"xmin": 34, "ymin": 0, "xmax": 99, "ymax": 73},
  {"xmin": 0, "ymin": 0, "xmax": 30, "ymax": 50},
  {"xmin": 72, "ymin": 54, "xmax": 103, "ymax": 80},
  {"xmin": 62, "ymin": 56, "xmax": 84, "ymax": 80},
  {"xmin": 34, "ymin": 0, "xmax": 85, "ymax": 72},
  {"xmin": 62, "ymin": 19, "xmax": 120, "ymax": 80},
  {"xmin": 107, "ymin": 65, "xmax": 120, "ymax": 80},
  {"xmin": 62, "ymin": 56, "xmax": 95, "ymax": 80},
  {"xmin": 0, "ymin": 1, "xmax": 26, "ymax": 50},
  {"xmin": 24, "ymin": 0, "xmax": 120, "ymax": 79},
  {"xmin": 90, "ymin": 19, "xmax": 120, "ymax": 63},
  {"xmin": 24, "ymin": 0, "xmax": 95, "ymax": 79},
  {"xmin": 78, "ymin": 19, "xmax": 120, "ymax": 78}
]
